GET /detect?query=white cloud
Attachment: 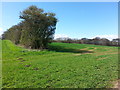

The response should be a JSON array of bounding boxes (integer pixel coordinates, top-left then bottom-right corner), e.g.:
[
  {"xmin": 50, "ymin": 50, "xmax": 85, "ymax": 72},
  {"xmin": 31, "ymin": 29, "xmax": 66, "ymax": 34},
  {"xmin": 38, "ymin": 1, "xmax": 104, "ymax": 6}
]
[
  {"xmin": 0, "ymin": 28, "xmax": 4, "ymax": 37},
  {"xmin": 54, "ymin": 34, "xmax": 69, "ymax": 39},
  {"xmin": 92, "ymin": 35, "xmax": 118, "ymax": 41},
  {"xmin": 54, "ymin": 34, "xmax": 118, "ymax": 40}
]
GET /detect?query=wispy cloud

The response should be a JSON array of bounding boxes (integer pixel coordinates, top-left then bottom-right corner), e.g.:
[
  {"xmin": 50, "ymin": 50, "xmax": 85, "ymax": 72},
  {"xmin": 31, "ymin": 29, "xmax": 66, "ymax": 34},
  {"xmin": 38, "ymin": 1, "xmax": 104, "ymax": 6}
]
[
  {"xmin": 54, "ymin": 34, "xmax": 118, "ymax": 40},
  {"xmin": 92, "ymin": 35, "xmax": 118, "ymax": 41},
  {"xmin": 54, "ymin": 34, "xmax": 69, "ymax": 39},
  {"xmin": 0, "ymin": 28, "xmax": 4, "ymax": 37}
]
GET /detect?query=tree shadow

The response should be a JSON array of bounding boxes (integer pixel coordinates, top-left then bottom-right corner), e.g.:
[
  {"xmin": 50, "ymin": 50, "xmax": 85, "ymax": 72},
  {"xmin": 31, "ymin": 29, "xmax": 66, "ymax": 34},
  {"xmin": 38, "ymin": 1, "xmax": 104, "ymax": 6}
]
[{"xmin": 48, "ymin": 45, "xmax": 94, "ymax": 54}]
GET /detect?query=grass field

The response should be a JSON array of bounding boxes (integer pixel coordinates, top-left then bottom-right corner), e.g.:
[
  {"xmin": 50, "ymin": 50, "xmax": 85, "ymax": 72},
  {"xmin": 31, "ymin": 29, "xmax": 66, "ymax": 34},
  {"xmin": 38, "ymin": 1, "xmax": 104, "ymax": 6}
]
[{"xmin": 2, "ymin": 40, "xmax": 118, "ymax": 88}]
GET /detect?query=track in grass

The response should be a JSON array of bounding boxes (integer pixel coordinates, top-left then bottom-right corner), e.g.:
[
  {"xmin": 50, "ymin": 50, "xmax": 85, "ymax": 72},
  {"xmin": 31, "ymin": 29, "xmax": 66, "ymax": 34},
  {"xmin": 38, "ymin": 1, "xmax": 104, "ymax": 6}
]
[{"xmin": 2, "ymin": 40, "xmax": 118, "ymax": 88}]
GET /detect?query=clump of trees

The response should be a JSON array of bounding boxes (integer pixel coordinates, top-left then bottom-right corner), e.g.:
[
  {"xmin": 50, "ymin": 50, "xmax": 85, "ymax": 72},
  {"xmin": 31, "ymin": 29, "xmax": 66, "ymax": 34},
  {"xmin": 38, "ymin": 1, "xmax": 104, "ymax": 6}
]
[
  {"xmin": 2, "ymin": 5, "xmax": 58, "ymax": 49},
  {"xmin": 54, "ymin": 37, "xmax": 120, "ymax": 46},
  {"xmin": 2, "ymin": 5, "xmax": 119, "ymax": 48}
]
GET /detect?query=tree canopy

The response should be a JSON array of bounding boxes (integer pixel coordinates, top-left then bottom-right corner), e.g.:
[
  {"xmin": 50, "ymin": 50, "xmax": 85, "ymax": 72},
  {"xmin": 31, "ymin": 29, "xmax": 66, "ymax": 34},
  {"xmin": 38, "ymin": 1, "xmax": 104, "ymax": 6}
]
[{"xmin": 2, "ymin": 5, "xmax": 58, "ymax": 49}]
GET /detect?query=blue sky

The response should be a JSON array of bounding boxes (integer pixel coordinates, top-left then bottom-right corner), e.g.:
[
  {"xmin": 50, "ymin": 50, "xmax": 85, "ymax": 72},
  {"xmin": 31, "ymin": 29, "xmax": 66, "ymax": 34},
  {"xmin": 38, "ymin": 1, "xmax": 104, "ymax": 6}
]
[{"xmin": 1, "ymin": 2, "xmax": 118, "ymax": 40}]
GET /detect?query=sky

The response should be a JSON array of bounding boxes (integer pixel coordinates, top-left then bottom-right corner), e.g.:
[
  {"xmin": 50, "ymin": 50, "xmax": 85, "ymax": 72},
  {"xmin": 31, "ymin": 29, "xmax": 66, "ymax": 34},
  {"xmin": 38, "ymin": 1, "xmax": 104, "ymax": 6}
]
[{"xmin": 1, "ymin": 2, "xmax": 118, "ymax": 40}]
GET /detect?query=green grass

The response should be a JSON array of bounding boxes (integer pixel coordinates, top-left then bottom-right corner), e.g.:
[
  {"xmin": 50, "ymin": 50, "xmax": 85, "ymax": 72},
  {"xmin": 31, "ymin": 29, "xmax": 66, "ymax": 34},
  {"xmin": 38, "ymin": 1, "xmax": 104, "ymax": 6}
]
[
  {"xmin": 0, "ymin": 40, "xmax": 2, "ymax": 89},
  {"xmin": 2, "ymin": 40, "xmax": 118, "ymax": 88}
]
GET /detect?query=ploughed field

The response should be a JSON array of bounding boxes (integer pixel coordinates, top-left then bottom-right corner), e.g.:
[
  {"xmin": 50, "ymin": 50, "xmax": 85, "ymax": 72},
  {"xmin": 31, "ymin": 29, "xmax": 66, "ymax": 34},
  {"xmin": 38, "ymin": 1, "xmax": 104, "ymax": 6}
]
[{"xmin": 2, "ymin": 40, "xmax": 118, "ymax": 88}]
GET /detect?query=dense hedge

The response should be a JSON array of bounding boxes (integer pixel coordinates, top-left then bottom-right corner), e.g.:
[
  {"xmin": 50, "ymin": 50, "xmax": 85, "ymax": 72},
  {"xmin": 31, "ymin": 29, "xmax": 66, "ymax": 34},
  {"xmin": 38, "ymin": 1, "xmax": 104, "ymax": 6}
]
[{"xmin": 54, "ymin": 37, "xmax": 119, "ymax": 46}]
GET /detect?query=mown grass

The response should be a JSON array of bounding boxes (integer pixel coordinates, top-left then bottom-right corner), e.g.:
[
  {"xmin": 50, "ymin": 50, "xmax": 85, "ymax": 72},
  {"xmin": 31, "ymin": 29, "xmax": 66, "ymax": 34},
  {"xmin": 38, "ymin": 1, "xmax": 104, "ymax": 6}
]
[{"xmin": 2, "ymin": 40, "xmax": 118, "ymax": 88}]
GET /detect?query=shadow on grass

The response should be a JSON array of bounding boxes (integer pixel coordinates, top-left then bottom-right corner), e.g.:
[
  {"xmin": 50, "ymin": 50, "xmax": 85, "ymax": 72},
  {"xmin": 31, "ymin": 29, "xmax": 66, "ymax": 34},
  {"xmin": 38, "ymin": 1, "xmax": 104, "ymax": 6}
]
[{"xmin": 48, "ymin": 45, "xmax": 94, "ymax": 54}]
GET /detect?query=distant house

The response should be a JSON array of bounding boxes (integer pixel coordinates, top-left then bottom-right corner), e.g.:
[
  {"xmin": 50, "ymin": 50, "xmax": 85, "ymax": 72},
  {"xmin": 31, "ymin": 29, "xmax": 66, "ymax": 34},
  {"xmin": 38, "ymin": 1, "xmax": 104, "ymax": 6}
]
[{"xmin": 111, "ymin": 38, "xmax": 119, "ymax": 46}]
